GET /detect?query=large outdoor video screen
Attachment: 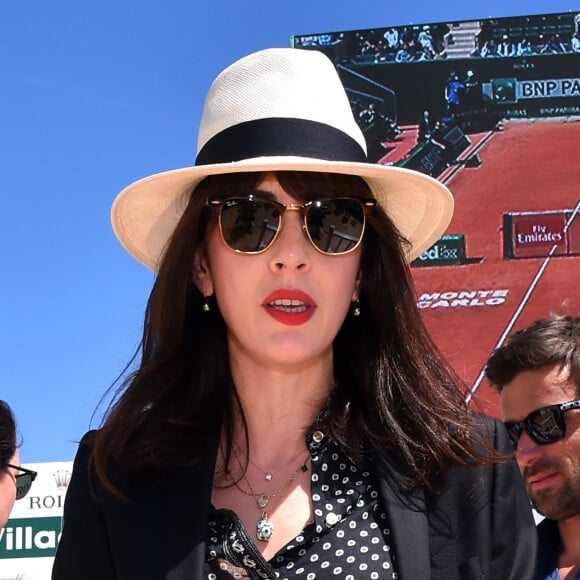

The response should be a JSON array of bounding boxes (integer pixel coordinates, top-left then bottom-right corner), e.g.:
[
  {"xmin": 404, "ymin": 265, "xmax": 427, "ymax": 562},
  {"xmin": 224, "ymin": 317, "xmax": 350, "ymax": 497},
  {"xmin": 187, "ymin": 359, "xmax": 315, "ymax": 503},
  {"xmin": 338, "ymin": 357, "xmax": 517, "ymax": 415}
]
[{"xmin": 292, "ymin": 11, "xmax": 580, "ymax": 415}]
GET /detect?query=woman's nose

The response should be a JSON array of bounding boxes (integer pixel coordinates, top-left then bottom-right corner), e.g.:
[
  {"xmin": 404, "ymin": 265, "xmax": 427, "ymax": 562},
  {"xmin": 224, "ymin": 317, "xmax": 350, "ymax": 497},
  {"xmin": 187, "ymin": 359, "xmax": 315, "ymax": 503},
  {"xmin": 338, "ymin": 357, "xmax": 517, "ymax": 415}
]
[{"xmin": 268, "ymin": 208, "xmax": 312, "ymax": 272}]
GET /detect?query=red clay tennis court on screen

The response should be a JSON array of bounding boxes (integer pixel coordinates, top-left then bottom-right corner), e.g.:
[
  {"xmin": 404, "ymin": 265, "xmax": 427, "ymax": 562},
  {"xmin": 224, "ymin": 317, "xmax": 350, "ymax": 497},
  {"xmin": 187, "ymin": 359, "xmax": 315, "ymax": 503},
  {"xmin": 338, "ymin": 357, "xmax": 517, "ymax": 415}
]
[{"xmin": 410, "ymin": 119, "xmax": 580, "ymax": 417}]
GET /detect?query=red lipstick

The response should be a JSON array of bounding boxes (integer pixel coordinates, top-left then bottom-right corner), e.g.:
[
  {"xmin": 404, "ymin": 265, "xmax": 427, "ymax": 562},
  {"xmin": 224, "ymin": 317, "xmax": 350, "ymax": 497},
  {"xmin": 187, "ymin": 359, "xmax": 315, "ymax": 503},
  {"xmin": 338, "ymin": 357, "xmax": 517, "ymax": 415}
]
[{"xmin": 262, "ymin": 289, "xmax": 316, "ymax": 326}]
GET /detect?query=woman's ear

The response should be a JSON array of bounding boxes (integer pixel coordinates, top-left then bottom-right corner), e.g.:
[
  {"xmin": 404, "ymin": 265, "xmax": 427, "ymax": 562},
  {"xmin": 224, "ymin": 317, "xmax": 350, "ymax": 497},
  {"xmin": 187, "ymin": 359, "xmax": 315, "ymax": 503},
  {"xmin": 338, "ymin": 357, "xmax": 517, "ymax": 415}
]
[
  {"xmin": 191, "ymin": 249, "xmax": 213, "ymax": 296},
  {"xmin": 352, "ymin": 269, "xmax": 362, "ymax": 302}
]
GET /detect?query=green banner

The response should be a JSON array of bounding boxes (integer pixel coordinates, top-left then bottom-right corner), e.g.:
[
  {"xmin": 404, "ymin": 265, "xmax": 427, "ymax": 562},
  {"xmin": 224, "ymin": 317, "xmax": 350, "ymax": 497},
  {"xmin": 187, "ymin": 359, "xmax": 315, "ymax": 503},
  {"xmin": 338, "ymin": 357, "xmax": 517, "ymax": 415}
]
[
  {"xmin": 412, "ymin": 234, "xmax": 466, "ymax": 267},
  {"xmin": 0, "ymin": 517, "xmax": 62, "ymax": 559}
]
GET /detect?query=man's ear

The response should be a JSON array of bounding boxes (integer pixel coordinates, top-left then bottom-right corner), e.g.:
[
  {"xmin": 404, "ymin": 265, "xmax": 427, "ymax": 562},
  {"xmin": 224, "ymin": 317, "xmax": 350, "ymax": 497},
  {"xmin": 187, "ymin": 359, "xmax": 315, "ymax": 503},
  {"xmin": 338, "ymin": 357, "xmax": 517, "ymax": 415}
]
[{"xmin": 191, "ymin": 248, "xmax": 213, "ymax": 296}]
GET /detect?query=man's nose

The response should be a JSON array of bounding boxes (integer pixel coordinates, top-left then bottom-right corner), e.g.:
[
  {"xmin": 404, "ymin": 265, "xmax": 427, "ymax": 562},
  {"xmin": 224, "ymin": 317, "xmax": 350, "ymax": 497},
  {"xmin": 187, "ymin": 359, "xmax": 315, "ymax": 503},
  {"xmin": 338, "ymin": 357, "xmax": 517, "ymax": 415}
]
[{"xmin": 516, "ymin": 431, "xmax": 543, "ymax": 470}]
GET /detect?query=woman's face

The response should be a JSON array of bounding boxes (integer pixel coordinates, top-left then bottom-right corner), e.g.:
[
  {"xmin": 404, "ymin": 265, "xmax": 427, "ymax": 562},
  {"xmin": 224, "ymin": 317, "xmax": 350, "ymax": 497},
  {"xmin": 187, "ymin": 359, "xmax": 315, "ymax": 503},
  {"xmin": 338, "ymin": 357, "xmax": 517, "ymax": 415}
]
[
  {"xmin": 0, "ymin": 448, "xmax": 19, "ymax": 528},
  {"xmin": 193, "ymin": 173, "xmax": 362, "ymax": 372}
]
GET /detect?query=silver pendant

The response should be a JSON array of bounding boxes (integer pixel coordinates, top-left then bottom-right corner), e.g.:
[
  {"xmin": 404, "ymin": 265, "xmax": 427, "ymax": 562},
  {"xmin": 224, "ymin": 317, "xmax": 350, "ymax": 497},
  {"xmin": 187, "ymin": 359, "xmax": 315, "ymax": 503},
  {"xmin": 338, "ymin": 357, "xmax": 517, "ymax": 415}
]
[
  {"xmin": 256, "ymin": 513, "xmax": 274, "ymax": 541},
  {"xmin": 265, "ymin": 473, "xmax": 272, "ymax": 481},
  {"xmin": 256, "ymin": 494, "xmax": 269, "ymax": 508}
]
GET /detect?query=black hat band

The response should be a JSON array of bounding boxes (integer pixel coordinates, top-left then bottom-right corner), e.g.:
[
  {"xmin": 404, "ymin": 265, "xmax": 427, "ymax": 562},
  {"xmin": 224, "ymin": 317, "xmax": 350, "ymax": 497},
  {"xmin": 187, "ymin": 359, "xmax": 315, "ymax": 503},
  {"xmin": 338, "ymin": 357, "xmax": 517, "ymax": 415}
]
[{"xmin": 195, "ymin": 118, "xmax": 368, "ymax": 166}]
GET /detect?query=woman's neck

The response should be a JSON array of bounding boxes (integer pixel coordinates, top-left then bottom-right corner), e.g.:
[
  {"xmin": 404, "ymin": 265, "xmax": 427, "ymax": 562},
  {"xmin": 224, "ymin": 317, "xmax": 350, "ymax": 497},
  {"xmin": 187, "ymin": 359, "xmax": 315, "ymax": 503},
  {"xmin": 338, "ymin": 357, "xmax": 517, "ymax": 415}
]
[{"xmin": 226, "ymin": 348, "xmax": 334, "ymax": 464}]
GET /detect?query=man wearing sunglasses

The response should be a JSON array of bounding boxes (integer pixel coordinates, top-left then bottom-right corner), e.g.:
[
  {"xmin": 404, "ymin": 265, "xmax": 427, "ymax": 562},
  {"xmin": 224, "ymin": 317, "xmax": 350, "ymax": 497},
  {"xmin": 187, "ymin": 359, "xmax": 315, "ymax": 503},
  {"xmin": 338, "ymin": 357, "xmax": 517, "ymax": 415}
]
[
  {"xmin": 485, "ymin": 314, "xmax": 580, "ymax": 580},
  {"xmin": 0, "ymin": 400, "xmax": 37, "ymax": 528}
]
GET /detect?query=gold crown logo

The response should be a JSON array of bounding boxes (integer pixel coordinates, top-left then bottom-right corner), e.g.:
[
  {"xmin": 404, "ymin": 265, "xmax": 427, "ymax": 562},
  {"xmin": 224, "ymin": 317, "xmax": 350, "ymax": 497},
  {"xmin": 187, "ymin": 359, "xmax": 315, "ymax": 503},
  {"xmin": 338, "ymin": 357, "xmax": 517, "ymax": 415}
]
[{"xmin": 53, "ymin": 469, "xmax": 72, "ymax": 490}]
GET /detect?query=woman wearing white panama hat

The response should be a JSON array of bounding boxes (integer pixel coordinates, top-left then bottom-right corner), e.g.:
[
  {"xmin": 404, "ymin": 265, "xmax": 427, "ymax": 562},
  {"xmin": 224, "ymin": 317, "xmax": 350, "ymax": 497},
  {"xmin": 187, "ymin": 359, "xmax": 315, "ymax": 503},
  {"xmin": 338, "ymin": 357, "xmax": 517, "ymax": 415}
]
[{"xmin": 53, "ymin": 48, "xmax": 535, "ymax": 579}]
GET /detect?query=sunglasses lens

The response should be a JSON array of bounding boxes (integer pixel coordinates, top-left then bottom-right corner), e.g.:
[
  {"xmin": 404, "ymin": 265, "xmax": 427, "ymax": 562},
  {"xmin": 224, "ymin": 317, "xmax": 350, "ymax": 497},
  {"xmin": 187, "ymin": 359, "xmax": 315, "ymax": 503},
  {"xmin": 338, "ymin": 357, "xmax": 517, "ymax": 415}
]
[
  {"xmin": 16, "ymin": 475, "xmax": 32, "ymax": 500},
  {"xmin": 306, "ymin": 199, "xmax": 365, "ymax": 254},
  {"xmin": 220, "ymin": 199, "xmax": 280, "ymax": 252},
  {"xmin": 529, "ymin": 406, "xmax": 565, "ymax": 445},
  {"xmin": 216, "ymin": 197, "xmax": 367, "ymax": 255}
]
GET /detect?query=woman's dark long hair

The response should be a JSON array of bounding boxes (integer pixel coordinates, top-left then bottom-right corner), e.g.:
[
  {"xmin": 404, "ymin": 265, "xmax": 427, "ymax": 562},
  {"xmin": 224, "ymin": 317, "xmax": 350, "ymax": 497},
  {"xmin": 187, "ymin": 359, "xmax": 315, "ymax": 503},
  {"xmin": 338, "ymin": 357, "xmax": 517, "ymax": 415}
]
[{"xmin": 93, "ymin": 171, "xmax": 497, "ymax": 491}]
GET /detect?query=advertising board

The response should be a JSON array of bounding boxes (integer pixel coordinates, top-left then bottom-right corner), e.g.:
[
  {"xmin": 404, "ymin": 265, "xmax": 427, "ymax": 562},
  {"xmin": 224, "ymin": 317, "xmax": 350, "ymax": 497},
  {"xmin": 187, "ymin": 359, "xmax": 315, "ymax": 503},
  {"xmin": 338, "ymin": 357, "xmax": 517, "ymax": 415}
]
[
  {"xmin": 1, "ymin": 462, "xmax": 72, "ymax": 580},
  {"xmin": 503, "ymin": 209, "xmax": 579, "ymax": 258}
]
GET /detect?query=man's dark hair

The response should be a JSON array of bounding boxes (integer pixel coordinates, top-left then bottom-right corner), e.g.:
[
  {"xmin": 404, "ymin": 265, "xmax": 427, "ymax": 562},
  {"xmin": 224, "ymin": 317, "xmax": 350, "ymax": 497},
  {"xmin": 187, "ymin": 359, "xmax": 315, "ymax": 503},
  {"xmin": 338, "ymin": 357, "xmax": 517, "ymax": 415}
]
[
  {"xmin": 485, "ymin": 313, "xmax": 580, "ymax": 392},
  {"xmin": 0, "ymin": 400, "xmax": 17, "ymax": 471}
]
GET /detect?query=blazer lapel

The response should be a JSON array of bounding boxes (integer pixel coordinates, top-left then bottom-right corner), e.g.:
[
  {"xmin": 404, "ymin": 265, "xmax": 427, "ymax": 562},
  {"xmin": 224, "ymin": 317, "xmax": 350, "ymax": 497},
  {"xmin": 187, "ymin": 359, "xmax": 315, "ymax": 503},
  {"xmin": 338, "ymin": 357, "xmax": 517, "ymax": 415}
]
[
  {"xmin": 165, "ymin": 466, "xmax": 213, "ymax": 580},
  {"xmin": 372, "ymin": 451, "xmax": 432, "ymax": 580},
  {"xmin": 104, "ymin": 438, "xmax": 218, "ymax": 580},
  {"xmin": 164, "ymin": 444, "xmax": 218, "ymax": 579}
]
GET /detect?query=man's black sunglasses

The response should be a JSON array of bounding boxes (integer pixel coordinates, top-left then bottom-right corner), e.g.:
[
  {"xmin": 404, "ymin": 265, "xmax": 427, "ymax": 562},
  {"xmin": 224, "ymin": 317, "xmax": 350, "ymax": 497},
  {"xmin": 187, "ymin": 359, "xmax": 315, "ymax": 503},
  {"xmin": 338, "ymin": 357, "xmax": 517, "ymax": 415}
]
[
  {"xmin": 6, "ymin": 464, "xmax": 38, "ymax": 500},
  {"xmin": 503, "ymin": 398, "xmax": 580, "ymax": 449}
]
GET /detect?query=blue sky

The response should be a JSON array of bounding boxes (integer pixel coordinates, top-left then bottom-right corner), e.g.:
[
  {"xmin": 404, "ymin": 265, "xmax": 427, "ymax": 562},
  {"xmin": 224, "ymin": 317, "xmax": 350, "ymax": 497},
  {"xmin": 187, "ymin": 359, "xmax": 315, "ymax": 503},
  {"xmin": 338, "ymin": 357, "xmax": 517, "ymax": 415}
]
[{"xmin": 1, "ymin": 0, "xmax": 577, "ymax": 463}]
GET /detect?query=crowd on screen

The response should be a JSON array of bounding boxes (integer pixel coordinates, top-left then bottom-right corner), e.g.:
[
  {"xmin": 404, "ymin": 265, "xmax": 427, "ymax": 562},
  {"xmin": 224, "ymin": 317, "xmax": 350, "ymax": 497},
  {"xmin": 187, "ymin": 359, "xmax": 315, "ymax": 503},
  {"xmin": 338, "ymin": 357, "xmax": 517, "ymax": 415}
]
[
  {"xmin": 293, "ymin": 13, "xmax": 580, "ymax": 64},
  {"xmin": 294, "ymin": 24, "xmax": 450, "ymax": 64},
  {"xmin": 473, "ymin": 31, "xmax": 580, "ymax": 58}
]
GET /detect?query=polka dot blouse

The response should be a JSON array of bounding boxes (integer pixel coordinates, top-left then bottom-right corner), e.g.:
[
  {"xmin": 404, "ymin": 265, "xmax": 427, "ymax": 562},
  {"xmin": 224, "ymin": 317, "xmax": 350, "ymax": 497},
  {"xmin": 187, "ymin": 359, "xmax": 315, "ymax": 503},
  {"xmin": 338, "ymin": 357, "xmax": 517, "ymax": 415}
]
[{"xmin": 205, "ymin": 431, "xmax": 398, "ymax": 579}]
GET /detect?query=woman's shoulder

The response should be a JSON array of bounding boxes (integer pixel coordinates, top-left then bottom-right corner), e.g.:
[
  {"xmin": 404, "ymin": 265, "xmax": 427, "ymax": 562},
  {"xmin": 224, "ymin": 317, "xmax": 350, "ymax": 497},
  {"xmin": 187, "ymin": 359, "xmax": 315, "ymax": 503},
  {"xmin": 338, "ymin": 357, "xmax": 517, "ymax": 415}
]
[
  {"xmin": 69, "ymin": 429, "xmax": 133, "ymax": 496},
  {"xmin": 69, "ymin": 430, "xmax": 97, "ymax": 467},
  {"xmin": 79, "ymin": 429, "xmax": 98, "ymax": 446}
]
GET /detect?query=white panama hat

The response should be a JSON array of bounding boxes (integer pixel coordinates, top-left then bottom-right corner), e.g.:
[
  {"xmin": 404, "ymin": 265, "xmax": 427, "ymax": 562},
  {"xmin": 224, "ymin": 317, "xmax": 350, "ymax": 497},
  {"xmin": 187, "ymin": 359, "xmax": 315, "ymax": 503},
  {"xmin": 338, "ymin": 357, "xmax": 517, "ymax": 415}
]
[{"xmin": 111, "ymin": 47, "xmax": 453, "ymax": 271}]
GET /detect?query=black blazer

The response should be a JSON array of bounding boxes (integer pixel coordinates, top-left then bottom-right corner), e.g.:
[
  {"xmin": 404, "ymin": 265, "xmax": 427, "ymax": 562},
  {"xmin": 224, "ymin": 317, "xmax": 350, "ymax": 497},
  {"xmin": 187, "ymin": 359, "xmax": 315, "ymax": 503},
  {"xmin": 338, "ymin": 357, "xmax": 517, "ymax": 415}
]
[{"xmin": 52, "ymin": 416, "xmax": 536, "ymax": 579}]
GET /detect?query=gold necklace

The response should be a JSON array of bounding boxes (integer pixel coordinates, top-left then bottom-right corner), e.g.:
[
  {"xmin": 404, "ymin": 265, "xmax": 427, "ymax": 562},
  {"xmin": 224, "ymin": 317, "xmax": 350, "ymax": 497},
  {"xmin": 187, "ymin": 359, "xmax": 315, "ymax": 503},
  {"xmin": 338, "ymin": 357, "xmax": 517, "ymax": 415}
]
[
  {"xmin": 248, "ymin": 446, "xmax": 310, "ymax": 481},
  {"xmin": 247, "ymin": 456, "xmax": 279, "ymax": 482},
  {"xmin": 229, "ymin": 448, "xmax": 310, "ymax": 542}
]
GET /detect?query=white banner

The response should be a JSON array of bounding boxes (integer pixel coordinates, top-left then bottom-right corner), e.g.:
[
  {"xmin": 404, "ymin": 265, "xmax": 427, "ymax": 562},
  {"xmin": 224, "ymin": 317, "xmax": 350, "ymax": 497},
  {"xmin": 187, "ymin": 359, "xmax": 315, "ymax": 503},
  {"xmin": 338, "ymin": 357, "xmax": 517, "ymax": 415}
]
[{"xmin": 518, "ymin": 78, "xmax": 580, "ymax": 99}]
